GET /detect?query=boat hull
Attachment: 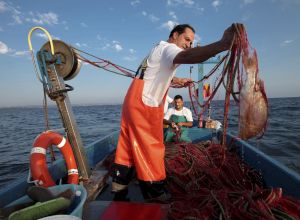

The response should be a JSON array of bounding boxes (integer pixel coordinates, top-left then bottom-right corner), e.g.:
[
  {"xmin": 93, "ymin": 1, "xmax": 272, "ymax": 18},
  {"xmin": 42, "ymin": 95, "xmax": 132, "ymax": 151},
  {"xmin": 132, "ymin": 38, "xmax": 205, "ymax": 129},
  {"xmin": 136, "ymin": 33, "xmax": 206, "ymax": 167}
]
[{"xmin": 1, "ymin": 128, "xmax": 299, "ymax": 209}]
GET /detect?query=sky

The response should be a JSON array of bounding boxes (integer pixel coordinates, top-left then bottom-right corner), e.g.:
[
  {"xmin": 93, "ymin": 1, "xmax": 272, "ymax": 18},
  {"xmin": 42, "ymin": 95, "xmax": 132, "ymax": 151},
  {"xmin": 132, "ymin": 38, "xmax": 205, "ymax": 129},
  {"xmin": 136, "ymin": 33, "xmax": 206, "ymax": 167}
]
[{"xmin": 0, "ymin": 0, "xmax": 299, "ymax": 108}]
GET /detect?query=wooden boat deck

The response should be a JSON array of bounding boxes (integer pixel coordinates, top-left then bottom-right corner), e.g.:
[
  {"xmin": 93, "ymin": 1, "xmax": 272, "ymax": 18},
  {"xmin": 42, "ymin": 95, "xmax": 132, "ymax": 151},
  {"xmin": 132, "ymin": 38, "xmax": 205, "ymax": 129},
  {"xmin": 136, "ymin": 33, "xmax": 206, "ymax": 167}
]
[
  {"xmin": 83, "ymin": 178, "xmax": 168, "ymax": 220},
  {"xmin": 82, "ymin": 128, "xmax": 214, "ymax": 220}
]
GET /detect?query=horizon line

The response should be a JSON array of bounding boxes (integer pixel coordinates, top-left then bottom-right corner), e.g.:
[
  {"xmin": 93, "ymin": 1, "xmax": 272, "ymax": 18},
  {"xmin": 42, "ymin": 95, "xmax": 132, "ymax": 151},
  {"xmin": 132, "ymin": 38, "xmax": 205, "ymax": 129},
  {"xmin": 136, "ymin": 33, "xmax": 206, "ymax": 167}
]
[{"xmin": 1, "ymin": 96, "xmax": 299, "ymax": 109}]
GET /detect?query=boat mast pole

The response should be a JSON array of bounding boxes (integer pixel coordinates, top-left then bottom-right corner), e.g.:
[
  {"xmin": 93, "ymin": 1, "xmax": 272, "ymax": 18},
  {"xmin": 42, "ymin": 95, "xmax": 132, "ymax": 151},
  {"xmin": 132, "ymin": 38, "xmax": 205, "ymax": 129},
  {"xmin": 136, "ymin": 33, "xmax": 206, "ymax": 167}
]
[
  {"xmin": 46, "ymin": 66, "xmax": 91, "ymax": 180},
  {"xmin": 197, "ymin": 42, "xmax": 221, "ymax": 126},
  {"xmin": 197, "ymin": 45, "xmax": 204, "ymax": 113}
]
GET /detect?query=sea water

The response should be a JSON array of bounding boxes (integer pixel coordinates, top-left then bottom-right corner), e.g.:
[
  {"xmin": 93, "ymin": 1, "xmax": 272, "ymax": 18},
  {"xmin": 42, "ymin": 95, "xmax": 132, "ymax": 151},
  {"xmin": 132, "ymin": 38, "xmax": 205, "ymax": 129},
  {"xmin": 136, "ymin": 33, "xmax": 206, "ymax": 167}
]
[{"xmin": 0, "ymin": 97, "xmax": 299, "ymax": 189}]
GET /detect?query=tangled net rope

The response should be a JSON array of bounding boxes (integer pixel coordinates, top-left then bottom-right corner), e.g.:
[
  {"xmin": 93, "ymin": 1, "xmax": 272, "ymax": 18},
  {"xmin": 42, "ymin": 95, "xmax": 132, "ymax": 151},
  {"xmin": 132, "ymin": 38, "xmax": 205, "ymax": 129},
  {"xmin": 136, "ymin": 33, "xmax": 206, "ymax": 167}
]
[
  {"xmin": 72, "ymin": 46, "xmax": 136, "ymax": 78},
  {"xmin": 102, "ymin": 140, "xmax": 300, "ymax": 220},
  {"xmin": 165, "ymin": 141, "xmax": 300, "ymax": 220}
]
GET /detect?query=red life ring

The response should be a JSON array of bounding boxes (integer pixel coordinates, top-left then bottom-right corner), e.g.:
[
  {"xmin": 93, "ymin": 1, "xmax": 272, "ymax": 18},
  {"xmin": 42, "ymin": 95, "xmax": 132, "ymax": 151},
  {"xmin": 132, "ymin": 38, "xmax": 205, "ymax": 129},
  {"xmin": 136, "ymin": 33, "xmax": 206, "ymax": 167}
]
[{"xmin": 30, "ymin": 130, "xmax": 79, "ymax": 187}]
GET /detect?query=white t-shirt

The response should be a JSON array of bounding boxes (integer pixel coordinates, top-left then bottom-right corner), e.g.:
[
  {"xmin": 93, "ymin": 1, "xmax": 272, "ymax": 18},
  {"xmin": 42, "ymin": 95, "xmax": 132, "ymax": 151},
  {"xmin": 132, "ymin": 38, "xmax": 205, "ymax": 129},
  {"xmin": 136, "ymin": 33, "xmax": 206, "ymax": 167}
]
[
  {"xmin": 142, "ymin": 41, "xmax": 182, "ymax": 107},
  {"xmin": 164, "ymin": 107, "xmax": 193, "ymax": 122},
  {"xmin": 164, "ymin": 95, "xmax": 173, "ymax": 114}
]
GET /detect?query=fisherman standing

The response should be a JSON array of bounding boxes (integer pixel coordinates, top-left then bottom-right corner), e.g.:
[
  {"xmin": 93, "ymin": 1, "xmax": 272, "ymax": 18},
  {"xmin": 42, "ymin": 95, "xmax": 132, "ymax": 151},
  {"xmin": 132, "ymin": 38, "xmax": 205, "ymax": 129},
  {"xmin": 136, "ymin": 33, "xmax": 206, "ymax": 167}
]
[{"xmin": 111, "ymin": 23, "xmax": 237, "ymax": 201}]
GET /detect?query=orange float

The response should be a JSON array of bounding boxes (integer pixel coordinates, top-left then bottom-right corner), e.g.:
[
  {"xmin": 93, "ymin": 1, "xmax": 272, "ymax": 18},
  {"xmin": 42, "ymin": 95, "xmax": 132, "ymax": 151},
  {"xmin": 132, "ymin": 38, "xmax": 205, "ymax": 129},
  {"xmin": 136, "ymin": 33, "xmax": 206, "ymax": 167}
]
[{"xmin": 30, "ymin": 130, "xmax": 79, "ymax": 187}]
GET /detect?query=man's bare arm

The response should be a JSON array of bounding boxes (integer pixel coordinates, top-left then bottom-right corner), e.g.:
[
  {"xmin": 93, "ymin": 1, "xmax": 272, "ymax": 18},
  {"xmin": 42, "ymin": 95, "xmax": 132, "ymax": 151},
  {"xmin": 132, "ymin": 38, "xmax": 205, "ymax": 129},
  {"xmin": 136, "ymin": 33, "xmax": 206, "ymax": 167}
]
[{"xmin": 173, "ymin": 24, "xmax": 238, "ymax": 64}]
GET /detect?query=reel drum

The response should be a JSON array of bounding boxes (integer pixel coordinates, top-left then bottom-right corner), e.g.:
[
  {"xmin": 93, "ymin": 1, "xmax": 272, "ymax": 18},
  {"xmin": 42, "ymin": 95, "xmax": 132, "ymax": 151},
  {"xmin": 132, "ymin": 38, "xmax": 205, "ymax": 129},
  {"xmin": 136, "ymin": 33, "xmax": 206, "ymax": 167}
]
[{"xmin": 40, "ymin": 40, "xmax": 81, "ymax": 80}]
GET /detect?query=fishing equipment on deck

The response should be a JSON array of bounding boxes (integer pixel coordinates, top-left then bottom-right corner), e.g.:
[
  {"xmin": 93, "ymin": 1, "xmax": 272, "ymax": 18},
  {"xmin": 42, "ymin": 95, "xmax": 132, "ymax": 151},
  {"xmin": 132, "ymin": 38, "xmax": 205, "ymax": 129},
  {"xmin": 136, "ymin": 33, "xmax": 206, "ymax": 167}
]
[
  {"xmin": 28, "ymin": 27, "xmax": 91, "ymax": 181},
  {"xmin": 3, "ymin": 184, "xmax": 86, "ymax": 219},
  {"xmin": 27, "ymin": 26, "xmax": 139, "ymax": 198},
  {"xmin": 8, "ymin": 197, "xmax": 71, "ymax": 220},
  {"xmin": 40, "ymin": 40, "xmax": 82, "ymax": 81},
  {"xmin": 30, "ymin": 131, "xmax": 79, "ymax": 187}
]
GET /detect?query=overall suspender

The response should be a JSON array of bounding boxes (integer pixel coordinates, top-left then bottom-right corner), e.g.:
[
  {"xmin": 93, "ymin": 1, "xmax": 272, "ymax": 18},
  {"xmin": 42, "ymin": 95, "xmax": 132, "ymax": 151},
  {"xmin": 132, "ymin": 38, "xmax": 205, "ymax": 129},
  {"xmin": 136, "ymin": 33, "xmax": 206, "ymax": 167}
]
[{"xmin": 135, "ymin": 55, "xmax": 149, "ymax": 80}]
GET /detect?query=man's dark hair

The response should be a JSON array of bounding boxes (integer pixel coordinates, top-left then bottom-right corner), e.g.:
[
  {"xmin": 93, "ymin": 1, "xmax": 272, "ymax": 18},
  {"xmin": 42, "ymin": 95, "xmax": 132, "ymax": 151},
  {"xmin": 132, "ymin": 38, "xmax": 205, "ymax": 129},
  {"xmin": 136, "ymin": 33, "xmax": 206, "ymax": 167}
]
[
  {"xmin": 174, "ymin": 94, "xmax": 183, "ymax": 100},
  {"xmin": 169, "ymin": 24, "xmax": 195, "ymax": 38}
]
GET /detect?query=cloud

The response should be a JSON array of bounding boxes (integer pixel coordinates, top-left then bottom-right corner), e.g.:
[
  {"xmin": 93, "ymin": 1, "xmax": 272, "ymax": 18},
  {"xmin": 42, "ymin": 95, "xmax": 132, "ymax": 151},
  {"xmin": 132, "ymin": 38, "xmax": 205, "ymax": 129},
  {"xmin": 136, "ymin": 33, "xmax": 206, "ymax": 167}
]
[
  {"xmin": 149, "ymin": 14, "xmax": 159, "ymax": 22},
  {"xmin": 101, "ymin": 40, "xmax": 123, "ymax": 52},
  {"xmin": 161, "ymin": 20, "xmax": 178, "ymax": 31},
  {"xmin": 240, "ymin": 0, "xmax": 255, "ymax": 9},
  {"xmin": 129, "ymin": 49, "xmax": 136, "ymax": 54},
  {"xmin": 0, "ymin": 1, "xmax": 8, "ymax": 13},
  {"xmin": 35, "ymin": 32, "xmax": 60, "ymax": 40},
  {"xmin": 212, "ymin": 0, "xmax": 221, "ymax": 10},
  {"xmin": 96, "ymin": 34, "xmax": 104, "ymax": 41},
  {"xmin": 0, "ymin": 1, "xmax": 20, "ymax": 14},
  {"xmin": 62, "ymin": 20, "xmax": 69, "ymax": 30},
  {"xmin": 241, "ymin": 13, "xmax": 251, "ymax": 21},
  {"xmin": 280, "ymin": 39, "xmax": 293, "ymax": 47},
  {"xmin": 80, "ymin": 22, "xmax": 88, "ymax": 28},
  {"xmin": 0, "ymin": 41, "xmax": 9, "ymax": 54},
  {"xmin": 123, "ymin": 55, "xmax": 137, "ymax": 61},
  {"xmin": 1, "ymin": 1, "xmax": 23, "ymax": 25},
  {"xmin": 13, "ymin": 50, "xmax": 30, "ymax": 57},
  {"xmin": 167, "ymin": 0, "xmax": 194, "ymax": 7},
  {"xmin": 114, "ymin": 43, "xmax": 123, "ymax": 51},
  {"xmin": 142, "ymin": 11, "xmax": 159, "ymax": 22},
  {"xmin": 184, "ymin": 0, "xmax": 194, "ymax": 5},
  {"xmin": 75, "ymin": 42, "xmax": 88, "ymax": 48},
  {"xmin": 101, "ymin": 43, "xmax": 111, "ymax": 50},
  {"xmin": 196, "ymin": 6, "xmax": 205, "ymax": 13},
  {"xmin": 122, "ymin": 48, "xmax": 137, "ymax": 61},
  {"xmin": 12, "ymin": 14, "xmax": 22, "ymax": 24},
  {"xmin": 169, "ymin": 11, "xmax": 177, "ymax": 20},
  {"xmin": 27, "ymin": 12, "xmax": 59, "ymax": 25},
  {"xmin": 130, "ymin": 0, "xmax": 140, "ymax": 6},
  {"xmin": 97, "ymin": 36, "xmax": 124, "ymax": 52},
  {"xmin": 0, "ymin": 41, "xmax": 15, "ymax": 55}
]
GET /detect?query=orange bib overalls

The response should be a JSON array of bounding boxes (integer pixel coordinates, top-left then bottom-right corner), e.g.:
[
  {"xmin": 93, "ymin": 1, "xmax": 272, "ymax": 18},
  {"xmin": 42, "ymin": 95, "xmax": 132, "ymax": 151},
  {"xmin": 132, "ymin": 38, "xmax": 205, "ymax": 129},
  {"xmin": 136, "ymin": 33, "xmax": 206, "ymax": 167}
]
[
  {"xmin": 114, "ymin": 78, "xmax": 166, "ymax": 182},
  {"xmin": 112, "ymin": 75, "xmax": 169, "ymax": 200}
]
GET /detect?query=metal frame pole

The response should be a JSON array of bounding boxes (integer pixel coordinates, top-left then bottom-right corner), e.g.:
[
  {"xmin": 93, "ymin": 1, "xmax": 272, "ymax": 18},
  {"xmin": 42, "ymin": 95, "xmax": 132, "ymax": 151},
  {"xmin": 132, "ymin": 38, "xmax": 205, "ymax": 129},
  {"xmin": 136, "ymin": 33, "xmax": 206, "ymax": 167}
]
[{"xmin": 38, "ymin": 51, "xmax": 91, "ymax": 181}]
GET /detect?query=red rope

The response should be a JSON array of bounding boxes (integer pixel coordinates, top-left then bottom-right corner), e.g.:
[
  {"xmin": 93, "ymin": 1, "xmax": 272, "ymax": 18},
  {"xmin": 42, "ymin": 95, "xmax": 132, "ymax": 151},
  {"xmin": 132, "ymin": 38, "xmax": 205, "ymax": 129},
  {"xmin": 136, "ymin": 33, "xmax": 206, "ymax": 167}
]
[{"xmin": 164, "ymin": 142, "xmax": 300, "ymax": 220}]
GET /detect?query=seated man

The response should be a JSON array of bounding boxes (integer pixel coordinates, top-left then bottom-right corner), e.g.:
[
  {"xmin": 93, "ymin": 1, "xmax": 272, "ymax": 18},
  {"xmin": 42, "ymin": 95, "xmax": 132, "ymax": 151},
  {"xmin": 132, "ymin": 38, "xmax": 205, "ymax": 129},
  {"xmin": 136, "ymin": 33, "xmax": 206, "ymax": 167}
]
[
  {"xmin": 163, "ymin": 95, "xmax": 193, "ymax": 143},
  {"xmin": 163, "ymin": 95, "xmax": 174, "ymax": 134}
]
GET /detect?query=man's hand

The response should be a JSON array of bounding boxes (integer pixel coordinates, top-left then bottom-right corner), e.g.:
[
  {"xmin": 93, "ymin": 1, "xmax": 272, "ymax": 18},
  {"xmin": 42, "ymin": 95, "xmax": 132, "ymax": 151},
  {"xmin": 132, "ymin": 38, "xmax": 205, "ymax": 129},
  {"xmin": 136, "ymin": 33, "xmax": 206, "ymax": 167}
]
[
  {"xmin": 180, "ymin": 78, "xmax": 192, "ymax": 86},
  {"xmin": 178, "ymin": 121, "xmax": 193, "ymax": 128},
  {"xmin": 172, "ymin": 77, "xmax": 192, "ymax": 87},
  {"xmin": 221, "ymin": 23, "xmax": 244, "ymax": 50},
  {"xmin": 171, "ymin": 122, "xmax": 176, "ymax": 128}
]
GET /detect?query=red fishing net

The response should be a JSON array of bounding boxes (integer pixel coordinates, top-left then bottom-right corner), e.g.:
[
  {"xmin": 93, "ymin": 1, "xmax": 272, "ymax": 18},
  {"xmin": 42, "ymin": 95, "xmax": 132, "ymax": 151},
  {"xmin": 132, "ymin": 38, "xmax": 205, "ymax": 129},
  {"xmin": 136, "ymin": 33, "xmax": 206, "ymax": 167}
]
[
  {"xmin": 165, "ymin": 141, "xmax": 300, "ymax": 220},
  {"xmin": 102, "ymin": 140, "xmax": 300, "ymax": 219}
]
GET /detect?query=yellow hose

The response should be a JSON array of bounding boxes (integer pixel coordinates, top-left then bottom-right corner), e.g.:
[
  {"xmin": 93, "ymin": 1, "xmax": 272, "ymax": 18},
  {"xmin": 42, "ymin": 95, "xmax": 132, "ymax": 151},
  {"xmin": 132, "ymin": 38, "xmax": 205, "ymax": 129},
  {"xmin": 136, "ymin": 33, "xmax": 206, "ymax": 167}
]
[{"xmin": 27, "ymin": 26, "xmax": 55, "ymax": 55}]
